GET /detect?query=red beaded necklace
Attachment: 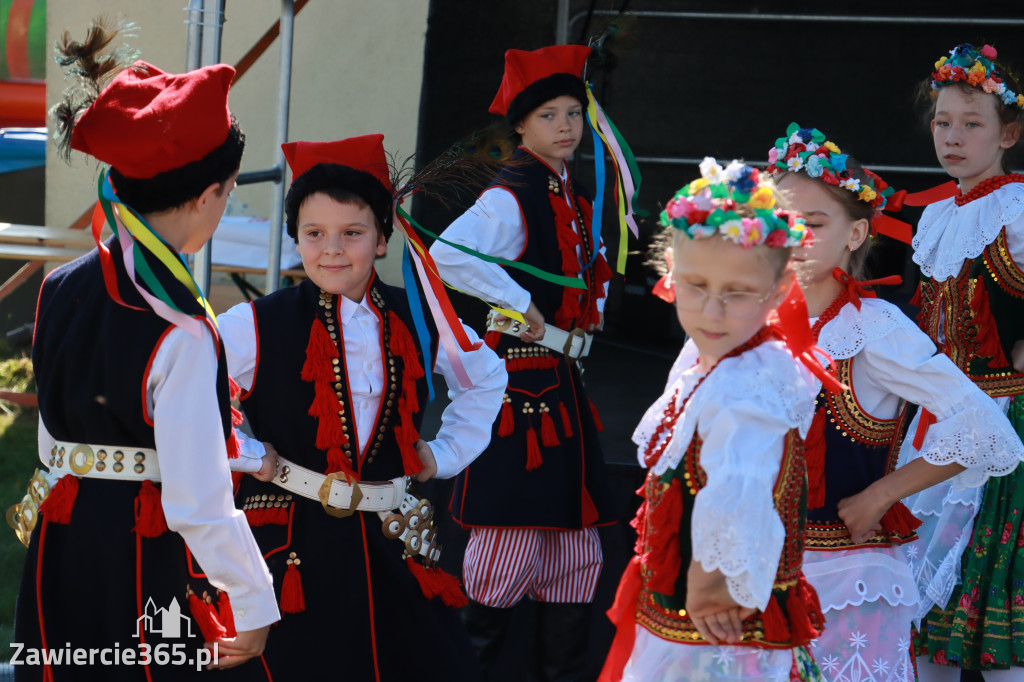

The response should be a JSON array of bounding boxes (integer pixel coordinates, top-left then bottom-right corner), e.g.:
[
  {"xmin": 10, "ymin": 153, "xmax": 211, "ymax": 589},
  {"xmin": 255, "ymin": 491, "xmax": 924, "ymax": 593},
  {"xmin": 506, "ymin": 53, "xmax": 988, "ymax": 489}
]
[
  {"xmin": 955, "ymin": 173, "xmax": 1024, "ymax": 206},
  {"xmin": 810, "ymin": 288, "xmax": 852, "ymax": 340},
  {"xmin": 643, "ymin": 327, "xmax": 774, "ymax": 468}
]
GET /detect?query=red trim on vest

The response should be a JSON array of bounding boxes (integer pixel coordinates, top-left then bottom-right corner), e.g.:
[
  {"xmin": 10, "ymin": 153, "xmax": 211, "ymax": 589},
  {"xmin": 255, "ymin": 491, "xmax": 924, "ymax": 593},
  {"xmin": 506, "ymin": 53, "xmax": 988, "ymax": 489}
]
[
  {"xmin": 359, "ymin": 514, "xmax": 383, "ymax": 682},
  {"xmin": 142, "ymin": 326, "xmax": 177, "ymax": 427}
]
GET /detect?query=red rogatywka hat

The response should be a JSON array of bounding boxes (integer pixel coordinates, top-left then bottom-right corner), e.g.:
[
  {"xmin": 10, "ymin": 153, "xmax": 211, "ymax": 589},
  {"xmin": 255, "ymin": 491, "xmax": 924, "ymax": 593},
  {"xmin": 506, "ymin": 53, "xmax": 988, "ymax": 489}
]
[
  {"xmin": 281, "ymin": 134, "xmax": 392, "ymax": 191},
  {"xmin": 488, "ymin": 44, "xmax": 592, "ymax": 118},
  {"xmin": 70, "ymin": 60, "xmax": 235, "ymax": 180}
]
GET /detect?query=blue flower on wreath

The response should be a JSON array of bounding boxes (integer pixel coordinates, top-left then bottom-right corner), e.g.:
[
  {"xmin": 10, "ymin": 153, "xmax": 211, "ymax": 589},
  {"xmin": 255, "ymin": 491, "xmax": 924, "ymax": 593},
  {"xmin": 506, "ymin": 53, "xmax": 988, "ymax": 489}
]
[
  {"xmin": 805, "ymin": 155, "xmax": 825, "ymax": 178},
  {"xmin": 732, "ymin": 166, "xmax": 758, "ymax": 194},
  {"xmin": 830, "ymin": 153, "xmax": 848, "ymax": 174}
]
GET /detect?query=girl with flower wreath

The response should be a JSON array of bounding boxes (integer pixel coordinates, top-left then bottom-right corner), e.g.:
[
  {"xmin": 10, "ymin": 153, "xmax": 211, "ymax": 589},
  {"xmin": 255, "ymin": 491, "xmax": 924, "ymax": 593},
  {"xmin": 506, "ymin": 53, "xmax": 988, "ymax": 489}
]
[
  {"xmin": 599, "ymin": 158, "xmax": 834, "ymax": 682},
  {"xmin": 767, "ymin": 123, "xmax": 1024, "ymax": 682},
  {"xmin": 902, "ymin": 42, "xmax": 1024, "ymax": 680}
]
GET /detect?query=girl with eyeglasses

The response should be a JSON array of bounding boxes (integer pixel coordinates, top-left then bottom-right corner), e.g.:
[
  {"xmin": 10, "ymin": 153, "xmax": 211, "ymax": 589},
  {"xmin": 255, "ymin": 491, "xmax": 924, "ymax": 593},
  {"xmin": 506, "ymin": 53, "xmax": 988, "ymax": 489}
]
[{"xmin": 601, "ymin": 159, "xmax": 835, "ymax": 681}]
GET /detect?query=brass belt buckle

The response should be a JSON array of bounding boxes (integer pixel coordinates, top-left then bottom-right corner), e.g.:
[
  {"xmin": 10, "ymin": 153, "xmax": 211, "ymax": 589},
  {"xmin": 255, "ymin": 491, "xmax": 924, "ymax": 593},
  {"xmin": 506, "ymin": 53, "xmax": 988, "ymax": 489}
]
[
  {"xmin": 318, "ymin": 472, "xmax": 363, "ymax": 518},
  {"xmin": 563, "ymin": 327, "xmax": 586, "ymax": 360}
]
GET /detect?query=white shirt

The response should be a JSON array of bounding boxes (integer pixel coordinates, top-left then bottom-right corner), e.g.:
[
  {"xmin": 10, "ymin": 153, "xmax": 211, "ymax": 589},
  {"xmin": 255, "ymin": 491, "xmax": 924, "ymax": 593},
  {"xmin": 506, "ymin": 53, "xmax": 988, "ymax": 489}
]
[
  {"xmin": 429, "ymin": 162, "xmax": 608, "ymax": 315},
  {"xmin": 36, "ymin": 324, "xmax": 280, "ymax": 631},
  {"xmin": 219, "ymin": 292, "xmax": 507, "ymax": 479}
]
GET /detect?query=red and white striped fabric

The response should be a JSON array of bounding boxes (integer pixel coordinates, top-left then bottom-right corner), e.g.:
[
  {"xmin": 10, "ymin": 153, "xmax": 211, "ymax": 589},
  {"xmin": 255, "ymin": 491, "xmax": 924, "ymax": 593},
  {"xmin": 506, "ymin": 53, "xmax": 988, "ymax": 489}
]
[{"xmin": 463, "ymin": 527, "xmax": 603, "ymax": 607}]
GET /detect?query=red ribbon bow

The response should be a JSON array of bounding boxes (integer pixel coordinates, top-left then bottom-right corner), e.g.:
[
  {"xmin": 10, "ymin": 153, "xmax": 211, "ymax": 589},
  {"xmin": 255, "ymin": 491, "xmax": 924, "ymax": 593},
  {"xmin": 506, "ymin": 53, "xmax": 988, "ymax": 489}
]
[
  {"xmin": 832, "ymin": 268, "xmax": 902, "ymax": 311},
  {"xmin": 870, "ymin": 181, "xmax": 959, "ymax": 244},
  {"xmin": 770, "ymin": 281, "xmax": 846, "ymax": 394}
]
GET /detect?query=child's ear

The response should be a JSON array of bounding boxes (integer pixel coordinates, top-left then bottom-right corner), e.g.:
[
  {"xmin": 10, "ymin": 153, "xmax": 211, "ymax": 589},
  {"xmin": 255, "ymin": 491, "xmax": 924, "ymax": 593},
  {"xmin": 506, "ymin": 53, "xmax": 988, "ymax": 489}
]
[
  {"xmin": 848, "ymin": 218, "xmax": 870, "ymax": 252},
  {"xmin": 664, "ymin": 246, "xmax": 674, "ymax": 274},
  {"xmin": 193, "ymin": 181, "xmax": 223, "ymax": 213},
  {"xmin": 1000, "ymin": 121, "xmax": 1022, "ymax": 149},
  {"xmin": 773, "ymin": 268, "xmax": 796, "ymax": 307},
  {"xmin": 375, "ymin": 231, "xmax": 388, "ymax": 257}
]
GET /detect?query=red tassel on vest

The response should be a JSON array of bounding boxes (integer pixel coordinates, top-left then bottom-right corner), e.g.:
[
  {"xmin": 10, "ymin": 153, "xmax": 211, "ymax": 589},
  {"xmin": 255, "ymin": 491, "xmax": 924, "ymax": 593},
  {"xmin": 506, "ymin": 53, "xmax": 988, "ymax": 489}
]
[
  {"xmin": 281, "ymin": 554, "xmax": 306, "ymax": 613},
  {"xmin": 188, "ymin": 590, "xmax": 229, "ymax": 642},
  {"xmin": 39, "ymin": 474, "xmax": 78, "ymax": 525},
  {"xmin": 970, "ymin": 281, "xmax": 1009, "ymax": 367},
  {"xmin": 589, "ymin": 398, "xmax": 605, "ymax": 432},
  {"xmin": 484, "ymin": 330, "xmax": 501, "ymax": 351},
  {"xmin": 216, "ymin": 591, "xmax": 237, "ymax": 639},
  {"xmin": 804, "ymin": 407, "xmax": 827, "ymax": 510},
  {"xmin": 760, "ymin": 595, "xmax": 790, "ymax": 642},
  {"xmin": 498, "ymin": 396, "xmax": 514, "ymax": 437},
  {"xmin": 540, "ymin": 406, "xmax": 560, "ymax": 447},
  {"xmin": 559, "ymin": 402, "xmax": 574, "ymax": 438},
  {"xmin": 644, "ymin": 478, "xmax": 684, "ymax": 595},
  {"xmin": 134, "ymin": 480, "xmax": 168, "ymax": 538},
  {"xmin": 325, "ymin": 446, "xmax": 358, "ymax": 480},
  {"xmin": 300, "ymin": 318, "xmax": 339, "ymax": 382},
  {"xmin": 225, "ymin": 430, "xmax": 241, "ymax": 459},
  {"xmin": 880, "ymin": 501, "xmax": 923, "ymax": 535},
  {"xmin": 526, "ymin": 424, "xmax": 543, "ymax": 470},
  {"xmin": 786, "ymin": 576, "xmax": 823, "ymax": 642}
]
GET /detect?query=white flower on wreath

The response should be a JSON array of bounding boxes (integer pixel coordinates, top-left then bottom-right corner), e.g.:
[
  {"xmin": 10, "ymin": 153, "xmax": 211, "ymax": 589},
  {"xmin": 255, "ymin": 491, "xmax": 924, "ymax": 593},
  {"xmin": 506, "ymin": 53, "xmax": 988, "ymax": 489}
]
[
  {"xmin": 699, "ymin": 157, "xmax": 724, "ymax": 183},
  {"xmin": 722, "ymin": 160, "xmax": 745, "ymax": 183},
  {"xmin": 840, "ymin": 177, "xmax": 861, "ymax": 191},
  {"xmin": 786, "ymin": 155, "xmax": 804, "ymax": 172}
]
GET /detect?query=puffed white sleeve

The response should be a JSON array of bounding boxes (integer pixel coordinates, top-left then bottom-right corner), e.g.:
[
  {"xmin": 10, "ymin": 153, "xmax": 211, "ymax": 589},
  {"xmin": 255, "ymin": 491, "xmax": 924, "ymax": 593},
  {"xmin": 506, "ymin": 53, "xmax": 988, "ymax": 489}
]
[
  {"xmin": 214, "ymin": 301, "xmax": 266, "ymax": 473},
  {"xmin": 426, "ymin": 322, "xmax": 508, "ymax": 479},
  {"xmin": 148, "ymin": 325, "xmax": 279, "ymax": 630},
  {"xmin": 428, "ymin": 188, "xmax": 532, "ymax": 314},
  {"xmin": 864, "ymin": 324, "xmax": 1024, "ymax": 490},
  {"xmin": 689, "ymin": 391, "xmax": 790, "ymax": 611}
]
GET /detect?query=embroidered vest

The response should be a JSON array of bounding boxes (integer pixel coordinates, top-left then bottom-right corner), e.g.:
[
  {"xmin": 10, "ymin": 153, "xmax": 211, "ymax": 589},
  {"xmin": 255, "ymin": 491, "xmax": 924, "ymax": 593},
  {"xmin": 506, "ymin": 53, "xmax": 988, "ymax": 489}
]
[
  {"xmin": 241, "ymin": 277, "xmax": 437, "ymax": 483},
  {"xmin": 916, "ymin": 227, "xmax": 1024, "ymax": 398},
  {"xmin": 805, "ymin": 356, "xmax": 914, "ymax": 550},
  {"xmin": 634, "ymin": 432, "xmax": 824, "ymax": 648},
  {"xmin": 490, "ymin": 148, "xmax": 610, "ymax": 331}
]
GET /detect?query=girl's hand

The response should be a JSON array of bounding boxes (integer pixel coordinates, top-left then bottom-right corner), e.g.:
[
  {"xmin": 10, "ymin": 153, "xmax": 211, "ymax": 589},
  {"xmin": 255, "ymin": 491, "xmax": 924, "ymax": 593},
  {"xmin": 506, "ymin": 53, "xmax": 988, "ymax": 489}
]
[
  {"xmin": 1013, "ymin": 340, "xmax": 1024, "ymax": 373},
  {"xmin": 586, "ymin": 312, "xmax": 604, "ymax": 333},
  {"xmin": 685, "ymin": 561, "xmax": 754, "ymax": 644},
  {"xmin": 837, "ymin": 487, "xmax": 886, "ymax": 544},
  {"xmin": 251, "ymin": 442, "xmax": 279, "ymax": 482},
  {"xmin": 414, "ymin": 440, "xmax": 437, "ymax": 482},
  {"xmin": 520, "ymin": 302, "xmax": 546, "ymax": 343}
]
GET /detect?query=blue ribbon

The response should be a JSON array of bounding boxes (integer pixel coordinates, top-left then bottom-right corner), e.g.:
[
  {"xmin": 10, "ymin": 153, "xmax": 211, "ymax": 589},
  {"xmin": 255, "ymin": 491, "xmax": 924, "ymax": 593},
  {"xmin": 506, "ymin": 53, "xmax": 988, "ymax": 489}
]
[
  {"xmin": 579, "ymin": 115, "xmax": 605, "ymax": 273},
  {"xmin": 401, "ymin": 242, "xmax": 434, "ymax": 404}
]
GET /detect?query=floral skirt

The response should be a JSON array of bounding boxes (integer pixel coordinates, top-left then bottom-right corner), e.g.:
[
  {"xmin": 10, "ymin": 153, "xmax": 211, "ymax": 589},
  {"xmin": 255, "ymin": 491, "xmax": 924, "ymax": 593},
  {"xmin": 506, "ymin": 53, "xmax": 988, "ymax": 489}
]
[{"xmin": 917, "ymin": 399, "xmax": 1024, "ymax": 670}]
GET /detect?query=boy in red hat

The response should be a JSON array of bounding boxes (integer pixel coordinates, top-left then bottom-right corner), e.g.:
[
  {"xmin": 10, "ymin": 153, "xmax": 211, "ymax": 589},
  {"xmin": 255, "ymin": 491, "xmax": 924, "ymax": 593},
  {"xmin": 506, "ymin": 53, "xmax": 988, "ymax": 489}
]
[
  {"xmin": 215, "ymin": 134, "xmax": 507, "ymax": 680},
  {"xmin": 429, "ymin": 44, "xmax": 618, "ymax": 680},
  {"xmin": 15, "ymin": 21, "xmax": 278, "ymax": 681}
]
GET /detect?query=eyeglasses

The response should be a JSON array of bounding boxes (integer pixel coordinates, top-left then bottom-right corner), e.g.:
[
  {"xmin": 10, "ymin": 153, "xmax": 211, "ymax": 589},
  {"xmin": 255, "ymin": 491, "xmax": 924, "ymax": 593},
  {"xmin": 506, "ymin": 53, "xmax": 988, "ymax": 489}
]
[{"xmin": 672, "ymin": 280, "xmax": 774, "ymax": 319}]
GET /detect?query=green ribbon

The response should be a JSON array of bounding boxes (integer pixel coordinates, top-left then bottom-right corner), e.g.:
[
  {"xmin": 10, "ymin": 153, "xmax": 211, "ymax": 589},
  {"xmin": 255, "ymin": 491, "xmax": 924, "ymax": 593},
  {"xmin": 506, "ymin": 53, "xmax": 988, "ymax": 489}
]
[{"xmin": 396, "ymin": 205, "xmax": 587, "ymax": 290}]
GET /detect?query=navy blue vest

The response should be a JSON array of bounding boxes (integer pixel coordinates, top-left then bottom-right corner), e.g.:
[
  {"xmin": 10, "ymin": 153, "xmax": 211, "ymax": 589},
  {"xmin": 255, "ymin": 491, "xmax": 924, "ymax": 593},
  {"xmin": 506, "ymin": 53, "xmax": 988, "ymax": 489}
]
[
  {"xmin": 240, "ymin": 276, "xmax": 437, "ymax": 480},
  {"xmin": 805, "ymin": 356, "xmax": 914, "ymax": 550},
  {"xmin": 33, "ymin": 238, "xmax": 233, "ymax": 448}
]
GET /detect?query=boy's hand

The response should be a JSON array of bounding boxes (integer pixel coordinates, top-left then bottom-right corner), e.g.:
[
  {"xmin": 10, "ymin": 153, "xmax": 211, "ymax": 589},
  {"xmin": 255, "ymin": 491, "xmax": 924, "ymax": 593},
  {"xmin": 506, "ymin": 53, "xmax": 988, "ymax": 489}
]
[
  {"xmin": 206, "ymin": 624, "xmax": 271, "ymax": 669},
  {"xmin": 414, "ymin": 440, "xmax": 437, "ymax": 482},
  {"xmin": 837, "ymin": 488, "xmax": 886, "ymax": 544},
  {"xmin": 520, "ymin": 302, "xmax": 546, "ymax": 343},
  {"xmin": 251, "ymin": 442, "xmax": 279, "ymax": 482},
  {"xmin": 685, "ymin": 560, "xmax": 754, "ymax": 644},
  {"xmin": 586, "ymin": 312, "xmax": 604, "ymax": 333}
]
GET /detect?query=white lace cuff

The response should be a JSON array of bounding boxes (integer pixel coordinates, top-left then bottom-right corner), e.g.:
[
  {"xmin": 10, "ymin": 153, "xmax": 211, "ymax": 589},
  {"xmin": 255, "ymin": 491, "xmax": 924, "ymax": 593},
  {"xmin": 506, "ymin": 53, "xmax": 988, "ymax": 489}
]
[
  {"xmin": 691, "ymin": 476, "xmax": 784, "ymax": 610},
  {"xmin": 901, "ymin": 399, "xmax": 1024, "ymax": 490}
]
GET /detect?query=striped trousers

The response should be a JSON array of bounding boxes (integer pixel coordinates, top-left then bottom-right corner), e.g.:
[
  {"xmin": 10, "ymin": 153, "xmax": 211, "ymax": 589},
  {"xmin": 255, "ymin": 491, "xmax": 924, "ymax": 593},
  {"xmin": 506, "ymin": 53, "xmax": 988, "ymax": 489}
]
[{"xmin": 463, "ymin": 527, "xmax": 603, "ymax": 607}]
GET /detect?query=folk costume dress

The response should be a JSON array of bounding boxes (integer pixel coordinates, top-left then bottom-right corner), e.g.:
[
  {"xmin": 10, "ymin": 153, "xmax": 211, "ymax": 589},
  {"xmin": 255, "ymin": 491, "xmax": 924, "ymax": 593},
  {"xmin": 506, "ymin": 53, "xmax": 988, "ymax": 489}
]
[
  {"xmin": 17, "ymin": 233, "xmax": 278, "ymax": 682},
  {"xmin": 217, "ymin": 272, "xmax": 506, "ymax": 681},
  {"xmin": 801, "ymin": 274, "xmax": 1023, "ymax": 682},
  {"xmin": 601, "ymin": 331, "xmax": 824, "ymax": 682},
  {"xmin": 429, "ymin": 147, "xmax": 615, "ymax": 606},
  {"xmin": 906, "ymin": 175, "xmax": 1024, "ymax": 671}
]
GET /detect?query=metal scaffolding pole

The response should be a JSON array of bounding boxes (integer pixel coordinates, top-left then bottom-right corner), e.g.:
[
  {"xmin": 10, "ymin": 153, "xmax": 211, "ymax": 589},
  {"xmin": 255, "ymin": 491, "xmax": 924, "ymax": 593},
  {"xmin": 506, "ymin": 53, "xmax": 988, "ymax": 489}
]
[
  {"xmin": 264, "ymin": 0, "xmax": 294, "ymax": 294},
  {"xmin": 184, "ymin": 0, "xmax": 226, "ymax": 297}
]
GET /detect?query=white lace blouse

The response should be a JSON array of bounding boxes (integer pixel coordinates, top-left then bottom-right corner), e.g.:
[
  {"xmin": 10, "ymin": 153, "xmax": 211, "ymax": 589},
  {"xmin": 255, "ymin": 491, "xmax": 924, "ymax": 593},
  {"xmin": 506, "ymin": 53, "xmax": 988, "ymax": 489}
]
[{"xmin": 632, "ymin": 339, "xmax": 818, "ymax": 610}]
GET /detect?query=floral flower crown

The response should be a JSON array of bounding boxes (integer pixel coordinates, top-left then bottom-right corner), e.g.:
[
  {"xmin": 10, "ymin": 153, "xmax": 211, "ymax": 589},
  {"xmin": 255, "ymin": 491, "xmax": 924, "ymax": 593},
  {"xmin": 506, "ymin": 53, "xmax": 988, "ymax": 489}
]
[
  {"xmin": 931, "ymin": 43, "xmax": 1024, "ymax": 111},
  {"xmin": 660, "ymin": 157, "xmax": 811, "ymax": 249},
  {"xmin": 767, "ymin": 123, "xmax": 895, "ymax": 212}
]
